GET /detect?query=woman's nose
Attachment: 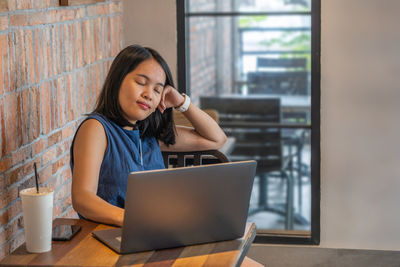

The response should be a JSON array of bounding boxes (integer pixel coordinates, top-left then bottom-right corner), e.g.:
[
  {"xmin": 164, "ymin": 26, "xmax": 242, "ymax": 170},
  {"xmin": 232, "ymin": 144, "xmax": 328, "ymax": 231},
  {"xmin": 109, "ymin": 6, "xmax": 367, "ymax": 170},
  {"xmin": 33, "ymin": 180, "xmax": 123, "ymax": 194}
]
[{"xmin": 141, "ymin": 86, "xmax": 153, "ymax": 100}]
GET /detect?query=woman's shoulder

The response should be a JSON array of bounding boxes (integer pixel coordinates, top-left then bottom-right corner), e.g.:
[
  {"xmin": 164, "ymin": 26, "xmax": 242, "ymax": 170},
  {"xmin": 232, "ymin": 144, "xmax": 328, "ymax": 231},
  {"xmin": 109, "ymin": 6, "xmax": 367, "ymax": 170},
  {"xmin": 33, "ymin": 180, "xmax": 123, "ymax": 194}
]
[
  {"xmin": 76, "ymin": 117, "xmax": 106, "ymax": 140},
  {"xmin": 84, "ymin": 113, "xmax": 109, "ymax": 124}
]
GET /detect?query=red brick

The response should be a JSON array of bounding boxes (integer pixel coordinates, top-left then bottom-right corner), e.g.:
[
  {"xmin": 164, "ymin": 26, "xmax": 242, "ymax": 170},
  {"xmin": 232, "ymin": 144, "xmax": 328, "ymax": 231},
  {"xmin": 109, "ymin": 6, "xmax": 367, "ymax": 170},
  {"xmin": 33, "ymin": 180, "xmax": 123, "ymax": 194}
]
[
  {"xmin": 110, "ymin": 17, "xmax": 116, "ymax": 57},
  {"xmin": 56, "ymin": 25, "xmax": 62, "ymax": 76},
  {"xmin": 75, "ymin": 22, "xmax": 83, "ymax": 68},
  {"xmin": 5, "ymin": 0, "xmax": 16, "ymax": 11},
  {"xmin": 4, "ymin": 93, "xmax": 19, "ymax": 154},
  {"xmin": 63, "ymin": 164, "xmax": 71, "ymax": 180},
  {"xmin": 0, "ymin": 156, "xmax": 11, "ymax": 173},
  {"xmin": 50, "ymin": 26, "xmax": 57, "ymax": 76},
  {"xmin": 11, "ymin": 145, "xmax": 32, "ymax": 165},
  {"xmin": 5, "ymin": 162, "xmax": 33, "ymax": 186},
  {"xmin": 83, "ymin": 69, "xmax": 90, "ymax": 113},
  {"xmin": 0, "ymin": 16, "xmax": 7, "ymax": 31},
  {"xmin": 57, "ymin": 76, "xmax": 66, "ymax": 127},
  {"xmin": 82, "ymin": 20, "xmax": 88, "ymax": 65},
  {"xmin": 109, "ymin": 2, "xmax": 121, "ymax": 13},
  {"xmin": 8, "ymin": 32, "xmax": 15, "ymax": 91},
  {"xmin": 60, "ymin": 9, "xmax": 75, "ymax": 22},
  {"xmin": 61, "ymin": 123, "xmax": 75, "ymax": 140},
  {"xmin": 8, "ymin": 230, "xmax": 25, "ymax": 254},
  {"xmin": 40, "ymin": 82, "xmax": 50, "ymax": 134},
  {"xmin": 64, "ymin": 24, "xmax": 72, "ymax": 72},
  {"xmin": 88, "ymin": 4, "xmax": 108, "ymax": 16},
  {"xmin": 41, "ymin": 146, "xmax": 56, "ymax": 167},
  {"xmin": 38, "ymin": 28, "xmax": 46, "ymax": 81},
  {"xmin": 60, "ymin": 194, "xmax": 72, "ymax": 214},
  {"xmin": 16, "ymin": 30, "xmax": 27, "ymax": 88},
  {"xmin": 106, "ymin": 17, "xmax": 111, "ymax": 57},
  {"xmin": 88, "ymin": 19, "xmax": 94, "ymax": 64},
  {"xmin": 53, "ymin": 203, "xmax": 61, "ymax": 218},
  {"xmin": 13, "ymin": 31, "xmax": 21, "ymax": 88},
  {"xmin": 10, "ymin": 14, "xmax": 27, "ymax": 27},
  {"xmin": 0, "ymin": 210, "xmax": 8, "ymax": 226},
  {"xmin": 68, "ymin": 24, "xmax": 75, "ymax": 69},
  {"xmin": 116, "ymin": 16, "xmax": 121, "ymax": 52},
  {"xmin": 66, "ymin": 74, "xmax": 74, "ymax": 121},
  {"xmin": 87, "ymin": 6, "xmax": 96, "ymax": 17},
  {"xmin": 17, "ymin": 173, "xmax": 36, "ymax": 194},
  {"xmin": 16, "ymin": 0, "xmax": 32, "ymax": 10},
  {"xmin": 47, "ymin": 27, "xmax": 55, "ymax": 77},
  {"xmin": 93, "ymin": 18, "xmax": 100, "ymax": 61},
  {"xmin": 33, "ymin": 86, "xmax": 40, "ymax": 140},
  {"xmin": 33, "ymin": 138, "xmax": 47, "ymax": 155},
  {"xmin": 0, "ymin": 101, "xmax": 4, "ymax": 158},
  {"xmin": 29, "ymin": 11, "xmax": 45, "ymax": 26},
  {"xmin": 26, "ymin": 30, "xmax": 35, "ymax": 85},
  {"xmin": 45, "ymin": 10, "xmax": 59, "ymax": 24},
  {"xmin": 50, "ymin": 80, "xmax": 57, "ymax": 130},
  {"xmin": 0, "ymin": 35, "xmax": 6, "ymax": 95},
  {"xmin": 54, "ymin": 180, "xmax": 68, "ymax": 202},
  {"xmin": 95, "ymin": 63, "xmax": 101, "ymax": 98},
  {"xmin": 20, "ymin": 90, "xmax": 29, "ymax": 145},
  {"xmin": 0, "ymin": 187, "xmax": 18, "ymax": 210},
  {"xmin": 53, "ymin": 168, "xmax": 70, "ymax": 189},
  {"xmin": 57, "ymin": 140, "xmax": 71, "ymax": 158},
  {"xmin": 33, "ymin": 29, "xmax": 40, "ymax": 84},
  {"xmin": 100, "ymin": 17, "xmax": 106, "ymax": 60},
  {"xmin": 52, "ymin": 155, "xmax": 69, "ymax": 175},
  {"xmin": 75, "ymin": 7, "xmax": 86, "ymax": 19},
  {"xmin": 20, "ymin": 87, "xmax": 40, "ymax": 143},
  {"xmin": 16, "ymin": 94, "xmax": 23, "ymax": 148},
  {"xmin": 0, "ymin": 228, "xmax": 7, "ymax": 248},
  {"xmin": 86, "ymin": 67, "xmax": 93, "ymax": 109},
  {"xmin": 34, "ymin": 0, "xmax": 47, "ymax": 9},
  {"xmin": 48, "ymin": 130, "xmax": 62, "ymax": 147},
  {"xmin": 77, "ymin": 70, "xmax": 85, "ymax": 115},
  {"xmin": 37, "ymin": 163, "xmax": 52, "ymax": 184},
  {"xmin": 45, "ymin": 27, "xmax": 52, "ymax": 79},
  {"xmin": 46, "ymin": 0, "xmax": 58, "ymax": 8}
]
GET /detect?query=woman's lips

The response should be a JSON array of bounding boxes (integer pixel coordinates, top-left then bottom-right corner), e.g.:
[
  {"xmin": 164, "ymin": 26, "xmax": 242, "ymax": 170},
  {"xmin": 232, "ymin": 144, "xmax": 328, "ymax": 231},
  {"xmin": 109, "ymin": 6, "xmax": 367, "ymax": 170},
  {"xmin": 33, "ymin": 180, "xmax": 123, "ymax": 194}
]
[{"xmin": 137, "ymin": 101, "xmax": 150, "ymax": 110}]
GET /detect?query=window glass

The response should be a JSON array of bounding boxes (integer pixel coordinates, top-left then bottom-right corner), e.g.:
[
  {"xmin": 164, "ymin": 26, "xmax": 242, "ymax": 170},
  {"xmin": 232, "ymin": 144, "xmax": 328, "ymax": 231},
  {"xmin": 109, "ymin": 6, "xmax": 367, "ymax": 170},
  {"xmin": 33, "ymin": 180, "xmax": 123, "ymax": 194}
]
[{"xmin": 185, "ymin": 0, "xmax": 315, "ymax": 235}]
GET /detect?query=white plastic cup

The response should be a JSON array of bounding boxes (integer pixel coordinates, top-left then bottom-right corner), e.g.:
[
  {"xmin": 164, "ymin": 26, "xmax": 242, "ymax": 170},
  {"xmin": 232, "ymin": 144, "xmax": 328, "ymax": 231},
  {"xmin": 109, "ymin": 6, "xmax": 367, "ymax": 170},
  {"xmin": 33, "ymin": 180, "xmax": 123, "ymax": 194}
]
[{"xmin": 20, "ymin": 187, "xmax": 54, "ymax": 253}]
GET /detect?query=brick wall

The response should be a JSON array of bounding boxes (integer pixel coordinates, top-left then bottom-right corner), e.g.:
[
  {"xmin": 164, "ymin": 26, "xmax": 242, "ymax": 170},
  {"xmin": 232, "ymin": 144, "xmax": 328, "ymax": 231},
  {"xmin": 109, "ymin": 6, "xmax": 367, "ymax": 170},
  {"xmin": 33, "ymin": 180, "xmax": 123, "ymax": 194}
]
[
  {"xmin": 0, "ymin": 0, "xmax": 122, "ymax": 259},
  {"xmin": 188, "ymin": 0, "xmax": 233, "ymax": 105}
]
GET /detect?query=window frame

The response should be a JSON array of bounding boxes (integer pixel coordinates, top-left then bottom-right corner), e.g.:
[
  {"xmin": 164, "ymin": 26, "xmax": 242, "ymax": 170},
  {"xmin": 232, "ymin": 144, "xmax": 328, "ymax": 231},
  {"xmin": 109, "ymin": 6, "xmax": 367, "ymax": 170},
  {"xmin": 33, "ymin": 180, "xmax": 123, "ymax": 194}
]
[{"xmin": 176, "ymin": 0, "xmax": 320, "ymax": 245}]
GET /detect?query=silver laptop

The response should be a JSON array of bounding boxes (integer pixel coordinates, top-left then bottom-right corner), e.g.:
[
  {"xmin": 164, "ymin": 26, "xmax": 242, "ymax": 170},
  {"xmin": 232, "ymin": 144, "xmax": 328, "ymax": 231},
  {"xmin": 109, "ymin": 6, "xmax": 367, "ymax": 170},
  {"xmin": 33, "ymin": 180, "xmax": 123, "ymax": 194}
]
[{"xmin": 92, "ymin": 160, "xmax": 256, "ymax": 254}]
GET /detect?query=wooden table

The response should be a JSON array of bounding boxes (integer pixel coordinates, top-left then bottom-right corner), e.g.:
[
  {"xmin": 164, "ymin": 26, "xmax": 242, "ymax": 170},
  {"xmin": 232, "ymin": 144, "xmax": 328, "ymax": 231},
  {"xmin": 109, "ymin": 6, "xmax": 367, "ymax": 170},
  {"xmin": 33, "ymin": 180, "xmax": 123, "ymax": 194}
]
[{"xmin": 1, "ymin": 218, "xmax": 256, "ymax": 267}]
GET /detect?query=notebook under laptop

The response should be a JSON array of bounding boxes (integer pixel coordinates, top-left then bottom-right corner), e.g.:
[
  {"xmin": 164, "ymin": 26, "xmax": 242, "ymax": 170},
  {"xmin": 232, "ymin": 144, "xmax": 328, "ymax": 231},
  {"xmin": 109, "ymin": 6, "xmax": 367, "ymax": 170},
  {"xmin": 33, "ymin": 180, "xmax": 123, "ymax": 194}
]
[{"xmin": 92, "ymin": 160, "xmax": 256, "ymax": 254}]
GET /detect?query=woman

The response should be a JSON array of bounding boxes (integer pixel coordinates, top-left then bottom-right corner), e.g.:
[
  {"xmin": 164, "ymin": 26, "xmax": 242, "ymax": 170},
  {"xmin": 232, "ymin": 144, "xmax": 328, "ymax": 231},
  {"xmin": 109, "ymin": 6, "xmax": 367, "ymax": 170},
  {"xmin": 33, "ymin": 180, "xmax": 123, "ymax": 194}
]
[{"xmin": 70, "ymin": 45, "xmax": 227, "ymax": 227}]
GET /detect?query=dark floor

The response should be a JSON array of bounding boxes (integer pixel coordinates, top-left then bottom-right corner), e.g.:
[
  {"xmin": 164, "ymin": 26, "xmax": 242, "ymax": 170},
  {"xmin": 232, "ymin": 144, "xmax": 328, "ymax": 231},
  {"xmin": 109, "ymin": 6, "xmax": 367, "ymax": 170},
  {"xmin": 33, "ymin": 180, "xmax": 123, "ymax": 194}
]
[{"xmin": 247, "ymin": 245, "xmax": 400, "ymax": 267}]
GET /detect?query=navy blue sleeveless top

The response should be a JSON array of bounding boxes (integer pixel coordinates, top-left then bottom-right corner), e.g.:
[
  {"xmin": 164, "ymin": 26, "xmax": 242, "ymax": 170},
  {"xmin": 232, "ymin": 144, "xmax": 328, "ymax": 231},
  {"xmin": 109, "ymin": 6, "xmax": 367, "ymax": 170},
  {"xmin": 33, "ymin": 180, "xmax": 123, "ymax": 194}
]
[{"xmin": 70, "ymin": 113, "xmax": 165, "ymax": 208}]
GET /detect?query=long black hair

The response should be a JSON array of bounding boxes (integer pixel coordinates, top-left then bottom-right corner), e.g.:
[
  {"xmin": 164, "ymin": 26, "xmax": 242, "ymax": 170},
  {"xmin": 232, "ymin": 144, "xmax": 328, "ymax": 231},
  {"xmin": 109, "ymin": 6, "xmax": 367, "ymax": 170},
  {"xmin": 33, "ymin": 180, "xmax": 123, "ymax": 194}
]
[{"xmin": 93, "ymin": 44, "xmax": 175, "ymax": 145}]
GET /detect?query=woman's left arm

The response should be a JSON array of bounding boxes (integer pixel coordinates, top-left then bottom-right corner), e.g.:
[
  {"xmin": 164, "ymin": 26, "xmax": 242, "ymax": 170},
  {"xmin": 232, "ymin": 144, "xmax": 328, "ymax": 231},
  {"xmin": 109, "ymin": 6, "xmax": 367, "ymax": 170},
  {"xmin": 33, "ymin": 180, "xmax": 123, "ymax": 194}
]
[{"xmin": 158, "ymin": 86, "xmax": 227, "ymax": 152}]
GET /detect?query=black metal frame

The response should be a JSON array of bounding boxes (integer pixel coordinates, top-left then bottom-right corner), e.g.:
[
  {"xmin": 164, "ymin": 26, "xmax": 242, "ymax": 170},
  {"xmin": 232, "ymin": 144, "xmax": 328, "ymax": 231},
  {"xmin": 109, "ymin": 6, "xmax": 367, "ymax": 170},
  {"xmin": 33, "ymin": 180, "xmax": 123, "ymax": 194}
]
[{"xmin": 176, "ymin": 0, "xmax": 320, "ymax": 245}]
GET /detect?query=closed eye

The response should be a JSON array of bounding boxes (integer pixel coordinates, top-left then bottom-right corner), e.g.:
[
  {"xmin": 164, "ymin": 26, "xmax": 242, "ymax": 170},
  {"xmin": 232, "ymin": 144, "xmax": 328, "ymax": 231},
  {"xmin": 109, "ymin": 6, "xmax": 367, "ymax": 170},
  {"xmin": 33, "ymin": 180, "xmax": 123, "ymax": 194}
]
[
  {"xmin": 154, "ymin": 87, "xmax": 161, "ymax": 94},
  {"xmin": 135, "ymin": 80, "xmax": 145, "ymax": 86}
]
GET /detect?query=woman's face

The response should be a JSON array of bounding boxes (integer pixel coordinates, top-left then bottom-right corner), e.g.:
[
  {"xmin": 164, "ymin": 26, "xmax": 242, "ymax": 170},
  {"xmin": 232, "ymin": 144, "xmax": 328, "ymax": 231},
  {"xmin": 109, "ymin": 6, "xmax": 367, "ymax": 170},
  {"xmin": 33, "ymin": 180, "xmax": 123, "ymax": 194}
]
[{"xmin": 118, "ymin": 58, "xmax": 166, "ymax": 125}]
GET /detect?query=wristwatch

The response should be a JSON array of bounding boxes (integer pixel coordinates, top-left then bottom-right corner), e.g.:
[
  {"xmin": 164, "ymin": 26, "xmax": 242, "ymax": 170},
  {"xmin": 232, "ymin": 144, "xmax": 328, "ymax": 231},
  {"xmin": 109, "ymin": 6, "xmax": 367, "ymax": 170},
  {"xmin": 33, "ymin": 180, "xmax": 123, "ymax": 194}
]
[{"xmin": 175, "ymin": 93, "xmax": 191, "ymax": 112}]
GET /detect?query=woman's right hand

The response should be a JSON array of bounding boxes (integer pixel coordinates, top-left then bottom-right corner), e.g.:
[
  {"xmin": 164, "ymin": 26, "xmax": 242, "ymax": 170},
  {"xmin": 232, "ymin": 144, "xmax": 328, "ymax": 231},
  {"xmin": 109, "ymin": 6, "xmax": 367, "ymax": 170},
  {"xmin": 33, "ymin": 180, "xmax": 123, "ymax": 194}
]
[{"xmin": 158, "ymin": 85, "xmax": 185, "ymax": 113}]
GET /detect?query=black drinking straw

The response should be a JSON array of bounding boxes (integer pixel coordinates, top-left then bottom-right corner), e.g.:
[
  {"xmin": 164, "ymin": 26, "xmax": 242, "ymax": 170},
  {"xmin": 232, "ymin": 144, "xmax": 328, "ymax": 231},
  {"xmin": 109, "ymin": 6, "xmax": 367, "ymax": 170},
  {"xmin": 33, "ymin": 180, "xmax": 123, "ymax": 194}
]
[{"xmin": 34, "ymin": 162, "xmax": 39, "ymax": 193}]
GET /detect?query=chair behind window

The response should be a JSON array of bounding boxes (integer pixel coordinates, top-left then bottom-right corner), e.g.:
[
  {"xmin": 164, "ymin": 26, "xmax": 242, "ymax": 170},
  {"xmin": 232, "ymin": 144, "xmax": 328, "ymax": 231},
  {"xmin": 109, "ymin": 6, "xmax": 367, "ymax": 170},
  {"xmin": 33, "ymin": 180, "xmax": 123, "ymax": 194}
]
[{"xmin": 248, "ymin": 57, "xmax": 308, "ymax": 96}]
